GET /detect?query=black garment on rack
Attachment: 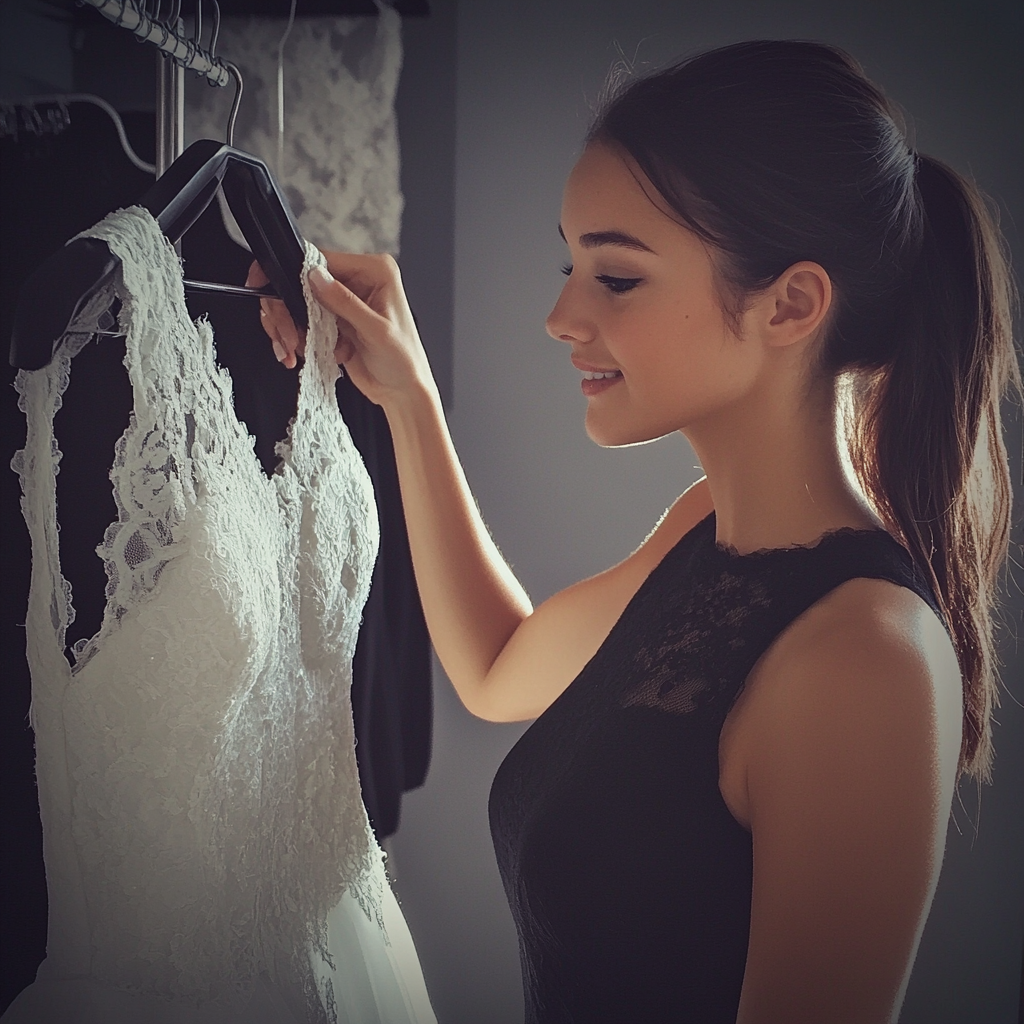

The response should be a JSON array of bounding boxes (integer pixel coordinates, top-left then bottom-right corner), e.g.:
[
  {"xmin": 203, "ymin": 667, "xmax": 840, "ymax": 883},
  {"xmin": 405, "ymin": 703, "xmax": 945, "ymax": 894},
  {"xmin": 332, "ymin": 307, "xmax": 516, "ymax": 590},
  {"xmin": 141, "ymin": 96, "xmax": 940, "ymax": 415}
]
[
  {"xmin": 1, "ymin": 100, "xmax": 151, "ymax": 1010},
  {"xmin": 489, "ymin": 510, "xmax": 944, "ymax": 1024}
]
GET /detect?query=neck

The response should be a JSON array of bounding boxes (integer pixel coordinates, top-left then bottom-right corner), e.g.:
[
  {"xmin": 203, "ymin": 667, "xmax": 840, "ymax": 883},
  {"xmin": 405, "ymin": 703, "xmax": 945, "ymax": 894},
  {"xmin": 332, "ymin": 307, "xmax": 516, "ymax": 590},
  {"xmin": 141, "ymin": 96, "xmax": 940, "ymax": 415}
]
[{"xmin": 685, "ymin": 373, "xmax": 882, "ymax": 556}]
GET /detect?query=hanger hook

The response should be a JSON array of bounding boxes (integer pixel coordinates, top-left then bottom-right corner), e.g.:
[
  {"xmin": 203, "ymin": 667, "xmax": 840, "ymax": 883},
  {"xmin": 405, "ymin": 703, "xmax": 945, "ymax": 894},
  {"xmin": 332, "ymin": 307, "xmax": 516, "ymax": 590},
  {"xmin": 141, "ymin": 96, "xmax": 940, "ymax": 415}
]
[
  {"xmin": 224, "ymin": 61, "xmax": 242, "ymax": 147},
  {"xmin": 208, "ymin": 0, "xmax": 221, "ymax": 56}
]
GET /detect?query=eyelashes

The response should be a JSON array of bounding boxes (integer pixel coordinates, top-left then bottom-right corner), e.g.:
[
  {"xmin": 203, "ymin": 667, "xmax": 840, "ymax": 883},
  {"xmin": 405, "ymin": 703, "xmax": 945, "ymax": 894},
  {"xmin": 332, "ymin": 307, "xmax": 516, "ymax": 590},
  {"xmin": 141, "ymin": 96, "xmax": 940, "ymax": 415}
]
[{"xmin": 560, "ymin": 263, "xmax": 642, "ymax": 295}]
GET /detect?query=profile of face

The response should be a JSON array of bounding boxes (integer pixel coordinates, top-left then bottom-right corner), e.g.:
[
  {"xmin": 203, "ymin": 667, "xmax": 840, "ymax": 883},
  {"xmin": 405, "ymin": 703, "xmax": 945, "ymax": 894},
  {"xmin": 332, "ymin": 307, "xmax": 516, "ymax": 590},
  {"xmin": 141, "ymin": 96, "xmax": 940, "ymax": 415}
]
[{"xmin": 547, "ymin": 142, "xmax": 829, "ymax": 449}]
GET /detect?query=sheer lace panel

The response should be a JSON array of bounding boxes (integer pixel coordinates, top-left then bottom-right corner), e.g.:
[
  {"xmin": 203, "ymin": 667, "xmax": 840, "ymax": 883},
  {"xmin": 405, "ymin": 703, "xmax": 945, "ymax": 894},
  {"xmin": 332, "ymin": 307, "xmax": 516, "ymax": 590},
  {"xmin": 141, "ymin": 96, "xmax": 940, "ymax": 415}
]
[{"xmin": 621, "ymin": 565, "xmax": 772, "ymax": 716}]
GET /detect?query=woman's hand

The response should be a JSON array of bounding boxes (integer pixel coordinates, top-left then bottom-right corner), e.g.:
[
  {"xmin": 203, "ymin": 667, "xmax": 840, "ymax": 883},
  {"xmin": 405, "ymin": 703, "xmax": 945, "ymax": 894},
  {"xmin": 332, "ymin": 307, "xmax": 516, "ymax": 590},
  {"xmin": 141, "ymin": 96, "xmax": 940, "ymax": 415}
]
[{"xmin": 247, "ymin": 251, "xmax": 436, "ymax": 409}]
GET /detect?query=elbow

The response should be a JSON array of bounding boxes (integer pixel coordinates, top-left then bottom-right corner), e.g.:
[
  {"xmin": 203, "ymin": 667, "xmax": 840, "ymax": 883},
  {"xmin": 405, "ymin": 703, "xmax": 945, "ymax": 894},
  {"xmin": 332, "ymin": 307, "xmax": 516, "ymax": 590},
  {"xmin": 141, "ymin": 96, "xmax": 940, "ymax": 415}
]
[{"xmin": 452, "ymin": 674, "xmax": 536, "ymax": 724}]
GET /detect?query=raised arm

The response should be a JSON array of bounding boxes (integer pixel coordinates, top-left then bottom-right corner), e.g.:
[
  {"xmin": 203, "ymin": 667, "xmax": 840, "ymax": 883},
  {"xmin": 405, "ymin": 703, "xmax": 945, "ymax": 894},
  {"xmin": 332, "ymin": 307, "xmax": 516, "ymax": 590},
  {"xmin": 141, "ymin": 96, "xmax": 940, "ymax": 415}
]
[
  {"xmin": 382, "ymin": 379, "xmax": 538, "ymax": 715},
  {"xmin": 256, "ymin": 252, "xmax": 715, "ymax": 723}
]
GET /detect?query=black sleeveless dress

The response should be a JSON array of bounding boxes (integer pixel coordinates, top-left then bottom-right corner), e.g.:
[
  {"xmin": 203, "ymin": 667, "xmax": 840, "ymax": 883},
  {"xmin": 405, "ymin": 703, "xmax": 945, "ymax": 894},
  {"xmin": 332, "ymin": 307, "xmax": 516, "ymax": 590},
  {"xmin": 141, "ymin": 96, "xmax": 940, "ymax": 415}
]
[{"xmin": 488, "ymin": 510, "xmax": 944, "ymax": 1024}]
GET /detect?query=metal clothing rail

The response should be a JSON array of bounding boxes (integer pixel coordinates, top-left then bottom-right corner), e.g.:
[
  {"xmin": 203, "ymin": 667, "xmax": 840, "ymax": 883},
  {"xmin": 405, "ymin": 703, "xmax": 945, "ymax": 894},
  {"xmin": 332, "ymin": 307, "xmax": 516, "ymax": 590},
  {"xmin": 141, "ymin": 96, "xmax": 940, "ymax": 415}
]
[{"xmin": 79, "ymin": 0, "xmax": 231, "ymax": 88}]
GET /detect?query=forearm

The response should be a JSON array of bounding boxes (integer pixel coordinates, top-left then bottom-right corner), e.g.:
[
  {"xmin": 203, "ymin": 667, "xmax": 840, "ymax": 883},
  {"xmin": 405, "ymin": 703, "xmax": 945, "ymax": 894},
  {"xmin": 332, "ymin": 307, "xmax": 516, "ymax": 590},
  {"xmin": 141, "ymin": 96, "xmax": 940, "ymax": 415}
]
[{"xmin": 384, "ymin": 382, "xmax": 534, "ymax": 713}]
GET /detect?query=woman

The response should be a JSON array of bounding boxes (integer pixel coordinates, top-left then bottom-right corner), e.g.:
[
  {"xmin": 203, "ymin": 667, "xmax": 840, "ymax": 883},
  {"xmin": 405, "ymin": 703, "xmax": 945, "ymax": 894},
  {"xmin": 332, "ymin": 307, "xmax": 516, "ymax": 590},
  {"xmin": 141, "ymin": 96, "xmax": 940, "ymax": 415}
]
[{"xmin": 255, "ymin": 39, "xmax": 1020, "ymax": 1024}]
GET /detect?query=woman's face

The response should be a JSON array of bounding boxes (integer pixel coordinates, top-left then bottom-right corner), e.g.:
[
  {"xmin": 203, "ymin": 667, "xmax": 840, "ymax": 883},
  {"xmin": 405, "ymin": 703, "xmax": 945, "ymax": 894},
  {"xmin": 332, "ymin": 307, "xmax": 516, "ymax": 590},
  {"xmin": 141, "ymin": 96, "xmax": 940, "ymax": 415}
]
[{"xmin": 547, "ymin": 141, "xmax": 766, "ymax": 448}]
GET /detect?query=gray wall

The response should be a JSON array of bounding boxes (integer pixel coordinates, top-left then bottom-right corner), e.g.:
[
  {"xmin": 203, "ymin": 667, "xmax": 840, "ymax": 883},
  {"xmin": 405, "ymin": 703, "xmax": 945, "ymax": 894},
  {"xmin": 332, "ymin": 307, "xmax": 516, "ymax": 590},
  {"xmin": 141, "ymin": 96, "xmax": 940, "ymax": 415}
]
[{"xmin": 389, "ymin": 2, "xmax": 1024, "ymax": 1023}]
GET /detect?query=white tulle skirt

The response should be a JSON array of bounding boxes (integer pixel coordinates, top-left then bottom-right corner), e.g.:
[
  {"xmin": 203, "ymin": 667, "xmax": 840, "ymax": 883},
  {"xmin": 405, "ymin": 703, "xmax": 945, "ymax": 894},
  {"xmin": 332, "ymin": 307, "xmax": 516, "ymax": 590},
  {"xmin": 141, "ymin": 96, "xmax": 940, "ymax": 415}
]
[{"xmin": 2, "ymin": 862, "xmax": 436, "ymax": 1024}]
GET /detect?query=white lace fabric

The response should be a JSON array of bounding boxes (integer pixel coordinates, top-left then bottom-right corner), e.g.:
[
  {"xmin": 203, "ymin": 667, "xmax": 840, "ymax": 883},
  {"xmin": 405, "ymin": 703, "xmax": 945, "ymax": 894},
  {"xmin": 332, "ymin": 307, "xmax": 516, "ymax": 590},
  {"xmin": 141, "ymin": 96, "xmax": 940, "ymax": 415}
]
[
  {"xmin": 184, "ymin": 6, "xmax": 404, "ymax": 255},
  {"xmin": 10, "ymin": 207, "xmax": 433, "ymax": 1024}
]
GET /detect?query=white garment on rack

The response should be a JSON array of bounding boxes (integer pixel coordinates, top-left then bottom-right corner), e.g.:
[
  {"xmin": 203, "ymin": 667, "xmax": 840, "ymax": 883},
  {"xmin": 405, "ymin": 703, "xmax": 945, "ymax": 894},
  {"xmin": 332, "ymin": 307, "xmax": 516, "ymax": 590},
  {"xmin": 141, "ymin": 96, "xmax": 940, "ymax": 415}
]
[
  {"xmin": 185, "ymin": 5, "xmax": 404, "ymax": 255},
  {"xmin": 5, "ymin": 206, "xmax": 435, "ymax": 1024}
]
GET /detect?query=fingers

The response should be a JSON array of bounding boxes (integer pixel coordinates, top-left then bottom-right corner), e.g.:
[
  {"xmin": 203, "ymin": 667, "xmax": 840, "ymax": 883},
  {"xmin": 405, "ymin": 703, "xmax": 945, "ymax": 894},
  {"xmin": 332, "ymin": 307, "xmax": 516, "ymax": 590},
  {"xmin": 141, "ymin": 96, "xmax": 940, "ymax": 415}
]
[
  {"xmin": 307, "ymin": 264, "xmax": 385, "ymax": 331},
  {"xmin": 317, "ymin": 251, "xmax": 406, "ymax": 315},
  {"xmin": 261, "ymin": 300, "xmax": 304, "ymax": 369},
  {"xmin": 323, "ymin": 249, "xmax": 401, "ymax": 285},
  {"xmin": 334, "ymin": 336, "xmax": 355, "ymax": 365},
  {"xmin": 250, "ymin": 259, "xmax": 303, "ymax": 367},
  {"xmin": 260, "ymin": 308, "xmax": 291, "ymax": 367},
  {"xmin": 257, "ymin": 251, "xmax": 403, "ymax": 372},
  {"xmin": 308, "ymin": 265, "xmax": 389, "ymax": 333}
]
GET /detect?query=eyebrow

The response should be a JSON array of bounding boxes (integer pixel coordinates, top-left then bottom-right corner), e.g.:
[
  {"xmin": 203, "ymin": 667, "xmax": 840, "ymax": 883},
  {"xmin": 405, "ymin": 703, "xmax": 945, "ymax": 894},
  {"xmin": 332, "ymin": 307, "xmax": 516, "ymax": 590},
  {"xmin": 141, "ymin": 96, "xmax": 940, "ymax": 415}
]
[{"xmin": 557, "ymin": 224, "xmax": 657, "ymax": 255}]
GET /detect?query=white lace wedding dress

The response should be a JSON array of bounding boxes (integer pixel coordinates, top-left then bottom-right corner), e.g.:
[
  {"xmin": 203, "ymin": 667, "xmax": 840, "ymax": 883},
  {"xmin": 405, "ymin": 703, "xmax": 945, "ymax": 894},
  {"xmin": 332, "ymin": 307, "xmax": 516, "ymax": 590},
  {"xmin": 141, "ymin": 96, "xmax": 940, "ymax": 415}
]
[{"xmin": 5, "ymin": 207, "xmax": 436, "ymax": 1024}]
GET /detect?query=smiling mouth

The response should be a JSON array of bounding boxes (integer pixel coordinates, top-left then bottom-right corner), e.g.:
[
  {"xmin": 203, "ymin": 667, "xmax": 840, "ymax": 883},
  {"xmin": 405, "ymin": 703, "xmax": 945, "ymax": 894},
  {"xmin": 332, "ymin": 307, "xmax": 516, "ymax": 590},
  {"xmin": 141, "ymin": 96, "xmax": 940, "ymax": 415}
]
[{"xmin": 581, "ymin": 372, "xmax": 624, "ymax": 396}]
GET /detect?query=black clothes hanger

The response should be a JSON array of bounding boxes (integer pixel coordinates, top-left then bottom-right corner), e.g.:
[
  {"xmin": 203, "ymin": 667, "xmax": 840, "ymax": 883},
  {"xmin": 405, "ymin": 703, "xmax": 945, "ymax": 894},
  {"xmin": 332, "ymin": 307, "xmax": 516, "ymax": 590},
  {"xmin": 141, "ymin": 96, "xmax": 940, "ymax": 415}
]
[{"xmin": 9, "ymin": 138, "xmax": 307, "ymax": 370}]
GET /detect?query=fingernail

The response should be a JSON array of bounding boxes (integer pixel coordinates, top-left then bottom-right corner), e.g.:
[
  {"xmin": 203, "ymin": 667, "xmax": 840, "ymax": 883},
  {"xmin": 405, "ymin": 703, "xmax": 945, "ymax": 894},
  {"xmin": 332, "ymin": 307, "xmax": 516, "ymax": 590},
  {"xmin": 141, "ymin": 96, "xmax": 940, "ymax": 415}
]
[
  {"xmin": 272, "ymin": 340, "xmax": 286, "ymax": 363},
  {"xmin": 309, "ymin": 265, "xmax": 333, "ymax": 288}
]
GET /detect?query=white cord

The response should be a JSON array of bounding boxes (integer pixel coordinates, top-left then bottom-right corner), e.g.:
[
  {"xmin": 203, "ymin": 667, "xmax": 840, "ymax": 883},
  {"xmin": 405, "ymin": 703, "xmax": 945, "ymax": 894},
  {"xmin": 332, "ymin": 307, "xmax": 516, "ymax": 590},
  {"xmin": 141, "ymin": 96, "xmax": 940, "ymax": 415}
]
[
  {"xmin": 276, "ymin": 0, "xmax": 297, "ymax": 177},
  {"xmin": 2, "ymin": 94, "xmax": 156, "ymax": 174}
]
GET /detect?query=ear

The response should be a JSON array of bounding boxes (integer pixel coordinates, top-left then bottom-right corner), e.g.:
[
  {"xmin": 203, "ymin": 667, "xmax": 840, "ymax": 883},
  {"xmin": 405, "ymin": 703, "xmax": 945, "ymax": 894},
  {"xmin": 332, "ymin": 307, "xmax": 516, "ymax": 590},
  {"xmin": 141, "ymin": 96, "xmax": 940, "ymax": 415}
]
[{"xmin": 758, "ymin": 261, "xmax": 832, "ymax": 350}]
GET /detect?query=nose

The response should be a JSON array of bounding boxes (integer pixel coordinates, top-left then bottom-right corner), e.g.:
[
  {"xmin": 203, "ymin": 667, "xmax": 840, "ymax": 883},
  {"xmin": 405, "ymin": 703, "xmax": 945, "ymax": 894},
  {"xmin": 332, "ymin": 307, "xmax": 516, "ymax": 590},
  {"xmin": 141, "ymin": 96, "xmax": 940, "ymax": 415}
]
[{"xmin": 545, "ymin": 281, "xmax": 594, "ymax": 345}]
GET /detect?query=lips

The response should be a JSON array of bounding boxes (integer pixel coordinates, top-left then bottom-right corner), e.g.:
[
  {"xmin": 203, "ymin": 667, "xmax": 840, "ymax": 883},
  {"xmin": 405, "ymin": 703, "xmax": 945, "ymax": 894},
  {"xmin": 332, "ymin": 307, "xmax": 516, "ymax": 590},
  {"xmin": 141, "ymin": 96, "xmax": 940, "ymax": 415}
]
[{"xmin": 571, "ymin": 357, "xmax": 622, "ymax": 375}]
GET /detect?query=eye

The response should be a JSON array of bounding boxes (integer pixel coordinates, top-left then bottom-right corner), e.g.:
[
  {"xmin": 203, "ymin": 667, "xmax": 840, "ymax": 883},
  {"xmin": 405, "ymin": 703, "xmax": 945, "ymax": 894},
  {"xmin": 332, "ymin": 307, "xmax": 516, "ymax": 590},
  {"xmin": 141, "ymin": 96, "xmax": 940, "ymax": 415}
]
[
  {"xmin": 560, "ymin": 263, "xmax": 642, "ymax": 294},
  {"xmin": 596, "ymin": 274, "xmax": 642, "ymax": 294}
]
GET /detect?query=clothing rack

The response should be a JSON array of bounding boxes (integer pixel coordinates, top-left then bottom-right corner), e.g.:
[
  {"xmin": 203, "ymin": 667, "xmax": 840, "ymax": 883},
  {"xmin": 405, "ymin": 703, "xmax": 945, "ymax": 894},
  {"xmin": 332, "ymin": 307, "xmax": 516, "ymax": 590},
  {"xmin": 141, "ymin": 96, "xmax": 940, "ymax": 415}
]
[
  {"xmin": 79, "ymin": 0, "xmax": 234, "ymax": 176},
  {"xmin": 78, "ymin": 0, "xmax": 231, "ymax": 88},
  {"xmin": 77, "ymin": 0, "xmax": 422, "ymax": 176}
]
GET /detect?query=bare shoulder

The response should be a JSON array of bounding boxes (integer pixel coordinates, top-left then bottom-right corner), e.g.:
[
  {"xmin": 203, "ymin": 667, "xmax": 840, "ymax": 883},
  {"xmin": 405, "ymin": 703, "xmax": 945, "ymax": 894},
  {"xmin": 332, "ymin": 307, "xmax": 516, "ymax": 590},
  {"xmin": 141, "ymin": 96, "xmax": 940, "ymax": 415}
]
[
  {"xmin": 477, "ymin": 476, "xmax": 713, "ymax": 722},
  {"xmin": 768, "ymin": 577, "xmax": 962, "ymax": 746},
  {"xmin": 726, "ymin": 578, "xmax": 963, "ymax": 1022},
  {"xmin": 792, "ymin": 575, "xmax": 954, "ymax": 658},
  {"xmin": 731, "ymin": 575, "xmax": 961, "ymax": 731},
  {"xmin": 723, "ymin": 577, "xmax": 962, "ymax": 818}
]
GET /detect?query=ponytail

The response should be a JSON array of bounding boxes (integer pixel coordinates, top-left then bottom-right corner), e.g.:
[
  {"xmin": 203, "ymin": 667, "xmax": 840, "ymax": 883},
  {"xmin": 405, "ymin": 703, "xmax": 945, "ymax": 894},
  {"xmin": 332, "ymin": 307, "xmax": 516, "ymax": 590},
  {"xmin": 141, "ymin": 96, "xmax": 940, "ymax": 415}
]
[{"xmin": 846, "ymin": 154, "xmax": 1021, "ymax": 781}]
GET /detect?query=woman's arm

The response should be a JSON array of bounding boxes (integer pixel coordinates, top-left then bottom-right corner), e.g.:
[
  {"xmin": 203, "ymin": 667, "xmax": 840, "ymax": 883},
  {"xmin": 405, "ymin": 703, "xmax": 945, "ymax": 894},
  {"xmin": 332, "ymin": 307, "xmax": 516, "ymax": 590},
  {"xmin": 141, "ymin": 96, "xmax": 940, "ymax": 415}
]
[
  {"xmin": 383, "ymin": 382, "xmax": 538, "ymax": 715},
  {"xmin": 255, "ymin": 252, "xmax": 714, "ymax": 723},
  {"xmin": 730, "ymin": 578, "xmax": 962, "ymax": 1024},
  {"xmin": 386, "ymin": 383, "xmax": 712, "ymax": 721}
]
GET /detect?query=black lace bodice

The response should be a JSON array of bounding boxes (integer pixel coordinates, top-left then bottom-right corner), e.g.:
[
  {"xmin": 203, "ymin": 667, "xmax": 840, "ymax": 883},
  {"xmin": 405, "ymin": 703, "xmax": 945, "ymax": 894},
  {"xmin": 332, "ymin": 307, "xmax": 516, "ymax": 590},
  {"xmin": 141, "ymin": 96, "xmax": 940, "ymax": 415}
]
[{"xmin": 488, "ymin": 510, "xmax": 943, "ymax": 1024}]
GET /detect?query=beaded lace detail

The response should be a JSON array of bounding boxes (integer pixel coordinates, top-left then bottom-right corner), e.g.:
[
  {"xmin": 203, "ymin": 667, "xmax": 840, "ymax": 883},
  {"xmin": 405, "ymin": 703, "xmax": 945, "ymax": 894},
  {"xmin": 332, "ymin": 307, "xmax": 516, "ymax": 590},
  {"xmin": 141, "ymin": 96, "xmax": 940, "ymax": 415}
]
[{"xmin": 13, "ymin": 206, "xmax": 383, "ymax": 1021}]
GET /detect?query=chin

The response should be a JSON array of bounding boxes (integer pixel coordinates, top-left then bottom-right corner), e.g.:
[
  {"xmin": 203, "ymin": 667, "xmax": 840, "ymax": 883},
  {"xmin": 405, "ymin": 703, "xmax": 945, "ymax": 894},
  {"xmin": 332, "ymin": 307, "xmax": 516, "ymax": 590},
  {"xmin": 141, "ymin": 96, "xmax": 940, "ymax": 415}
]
[{"xmin": 585, "ymin": 415, "xmax": 674, "ymax": 449}]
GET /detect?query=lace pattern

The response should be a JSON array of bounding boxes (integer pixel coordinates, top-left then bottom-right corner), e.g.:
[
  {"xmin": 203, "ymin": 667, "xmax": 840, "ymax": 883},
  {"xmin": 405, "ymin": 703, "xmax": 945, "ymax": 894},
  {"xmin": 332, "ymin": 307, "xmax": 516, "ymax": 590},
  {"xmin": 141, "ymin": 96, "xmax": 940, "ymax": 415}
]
[
  {"xmin": 620, "ymin": 564, "xmax": 773, "ymax": 717},
  {"xmin": 13, "ymin": 206, "xmax": 385, "ymax": 1022},
  {"xmin": 184, "ymin": 5, "xmax": 403, "ymax": 255},
  {"xmin": 615, "ymin": 518, "xmax": 909, "ymax": 720}
]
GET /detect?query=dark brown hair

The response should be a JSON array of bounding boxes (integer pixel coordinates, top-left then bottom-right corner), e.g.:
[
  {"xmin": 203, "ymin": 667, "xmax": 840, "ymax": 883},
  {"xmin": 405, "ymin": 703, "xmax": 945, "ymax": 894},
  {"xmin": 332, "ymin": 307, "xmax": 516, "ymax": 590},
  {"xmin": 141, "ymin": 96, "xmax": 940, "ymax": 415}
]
[{"xmin": 589, "ymin": 39, "xmax": 1021, "ymax": 781}]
